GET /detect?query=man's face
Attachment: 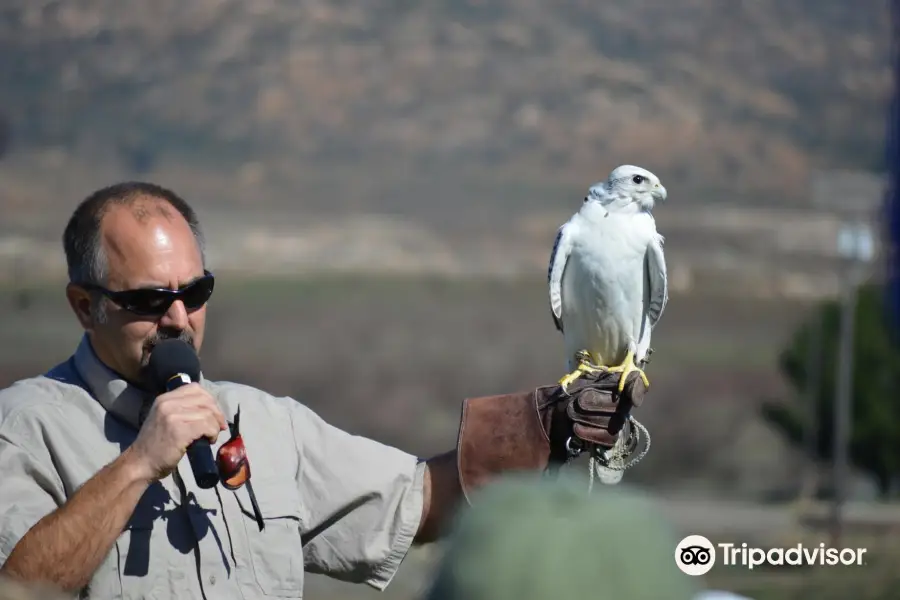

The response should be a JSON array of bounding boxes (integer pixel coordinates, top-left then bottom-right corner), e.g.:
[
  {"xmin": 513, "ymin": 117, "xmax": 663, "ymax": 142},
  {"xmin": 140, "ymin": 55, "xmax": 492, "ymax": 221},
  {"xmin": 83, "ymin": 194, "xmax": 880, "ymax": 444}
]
[{"xmin": 67, "ymin": 199, "xmax": 208, "ymax": 386}]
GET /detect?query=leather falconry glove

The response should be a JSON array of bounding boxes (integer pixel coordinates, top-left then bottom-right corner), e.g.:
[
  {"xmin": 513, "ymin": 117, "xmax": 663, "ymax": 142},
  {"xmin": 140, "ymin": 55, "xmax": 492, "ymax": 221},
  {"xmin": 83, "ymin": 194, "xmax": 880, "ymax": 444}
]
[{"xmin": 455, "ymin": 369, "xmax": 648, "ymax": 504}]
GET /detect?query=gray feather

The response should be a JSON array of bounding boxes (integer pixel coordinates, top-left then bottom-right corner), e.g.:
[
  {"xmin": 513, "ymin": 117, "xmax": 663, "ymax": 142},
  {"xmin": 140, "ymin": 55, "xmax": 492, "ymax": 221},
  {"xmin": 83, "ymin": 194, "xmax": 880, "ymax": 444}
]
[
  {"xmin": 645, "ymin": 235, "xmax": 668, "ymax": 327},
  {"xmin": 547, "ymin": 224, "xmax": 574, "ymax": 333}
]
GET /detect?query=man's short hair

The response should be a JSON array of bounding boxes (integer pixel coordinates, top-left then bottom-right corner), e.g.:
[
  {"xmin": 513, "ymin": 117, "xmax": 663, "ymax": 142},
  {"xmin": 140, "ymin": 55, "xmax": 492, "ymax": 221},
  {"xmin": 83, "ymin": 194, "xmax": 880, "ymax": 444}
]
[{"xmin": 63, "ymin": 181, "xmax": 205, "ymax": 286}]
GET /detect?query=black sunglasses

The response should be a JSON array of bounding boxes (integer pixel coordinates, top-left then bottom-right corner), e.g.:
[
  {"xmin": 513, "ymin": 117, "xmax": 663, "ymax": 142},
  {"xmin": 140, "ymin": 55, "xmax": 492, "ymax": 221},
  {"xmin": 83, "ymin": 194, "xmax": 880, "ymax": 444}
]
[{"xmin": 80, "ymin": 270, "xmax": 215, "ymax": 317}]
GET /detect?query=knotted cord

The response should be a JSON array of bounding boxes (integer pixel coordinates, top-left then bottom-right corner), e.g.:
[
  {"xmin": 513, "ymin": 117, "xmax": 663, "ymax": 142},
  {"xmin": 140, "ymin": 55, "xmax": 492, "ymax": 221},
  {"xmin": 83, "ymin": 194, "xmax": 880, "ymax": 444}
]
[{"xmin": 587, "ymin": 416, "xmax": 651, "ymax": 494}]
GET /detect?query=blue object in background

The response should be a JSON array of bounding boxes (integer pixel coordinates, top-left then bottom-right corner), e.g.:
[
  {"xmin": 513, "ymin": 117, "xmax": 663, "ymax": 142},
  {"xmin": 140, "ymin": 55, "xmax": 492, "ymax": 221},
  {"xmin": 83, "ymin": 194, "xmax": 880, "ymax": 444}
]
[{"xmin": 886, "ymin": 0, "xmax": 900, "ymax": 337}]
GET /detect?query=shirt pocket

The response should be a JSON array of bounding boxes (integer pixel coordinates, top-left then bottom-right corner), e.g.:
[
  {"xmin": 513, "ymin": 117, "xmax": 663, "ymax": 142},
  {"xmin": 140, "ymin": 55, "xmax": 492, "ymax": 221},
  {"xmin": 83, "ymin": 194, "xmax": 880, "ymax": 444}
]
[
  {"xmin": 115, "ymin": 481, "xmax": 199, "ymax": 599},
  {"xmin": 113, "ymin": 495, "xmax": 161, "ymax": 599},
  {"xmin": 233, "ymin": 481, "xmax": 305, "ymax": 597}
]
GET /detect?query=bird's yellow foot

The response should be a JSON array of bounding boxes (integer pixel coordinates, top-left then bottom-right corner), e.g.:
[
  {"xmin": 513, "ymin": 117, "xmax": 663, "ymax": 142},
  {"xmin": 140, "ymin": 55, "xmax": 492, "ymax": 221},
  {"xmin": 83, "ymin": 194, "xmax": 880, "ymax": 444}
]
[
  {"xmin": 605, "ymin": 350, "xmax": 650, "ymax": 393},
  {"xmin": 558, "ymin": 350, "xmax": 603, "ymax": 393}
]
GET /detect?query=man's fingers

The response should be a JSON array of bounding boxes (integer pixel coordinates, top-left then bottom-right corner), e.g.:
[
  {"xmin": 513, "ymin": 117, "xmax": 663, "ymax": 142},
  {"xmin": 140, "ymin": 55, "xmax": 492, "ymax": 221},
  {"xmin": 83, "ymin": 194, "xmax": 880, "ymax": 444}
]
[
  {"xmin": 154, "ymin": 389, "xmax": 227, "ymax": 429},
  {"xmin": 177, "ymin": 412, "xmax": 225, "ymax": 446},
  {"xmin": 175, "ymin": 401, "xmax": 227, "ymax": 430},
  {"xmin": 214, "ymin": 409, "xmax": 227, "ymax": 431},
  {"xmin": 156, "ymin": 391, "xmax": 216, "ymax": 409}
]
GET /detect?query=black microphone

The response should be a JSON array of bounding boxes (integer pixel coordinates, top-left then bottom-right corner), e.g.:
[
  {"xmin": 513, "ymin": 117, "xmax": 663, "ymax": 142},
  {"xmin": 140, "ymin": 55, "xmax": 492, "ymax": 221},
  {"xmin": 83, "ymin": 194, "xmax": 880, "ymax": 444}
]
[{"xmin": 148, "ymin": 339, "xmax": 220, "ymax": 489}]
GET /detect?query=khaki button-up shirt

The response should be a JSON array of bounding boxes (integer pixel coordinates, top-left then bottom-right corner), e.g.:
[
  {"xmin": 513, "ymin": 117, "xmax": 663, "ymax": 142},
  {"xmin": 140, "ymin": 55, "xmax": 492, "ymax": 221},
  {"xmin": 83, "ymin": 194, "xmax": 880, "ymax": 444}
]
[{"xmin": 0, "ymin": 336, "xmax": 426, "ymax": 599}]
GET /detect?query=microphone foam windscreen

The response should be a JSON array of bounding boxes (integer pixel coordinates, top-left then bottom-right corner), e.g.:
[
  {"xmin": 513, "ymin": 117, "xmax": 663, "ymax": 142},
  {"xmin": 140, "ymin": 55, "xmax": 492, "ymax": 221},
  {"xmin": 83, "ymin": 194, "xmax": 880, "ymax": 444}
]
[{"xmin": 147, "ymin": 339, "xmax": 201, "ymax": 392}]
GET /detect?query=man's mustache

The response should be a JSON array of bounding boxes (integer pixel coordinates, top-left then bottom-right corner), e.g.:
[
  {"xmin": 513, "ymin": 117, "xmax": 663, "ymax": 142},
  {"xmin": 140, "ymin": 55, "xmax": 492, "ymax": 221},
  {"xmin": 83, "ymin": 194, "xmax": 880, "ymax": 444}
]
[{"xmin": 146, "ymin": 329, "xmax": 195, "ymax": 352}]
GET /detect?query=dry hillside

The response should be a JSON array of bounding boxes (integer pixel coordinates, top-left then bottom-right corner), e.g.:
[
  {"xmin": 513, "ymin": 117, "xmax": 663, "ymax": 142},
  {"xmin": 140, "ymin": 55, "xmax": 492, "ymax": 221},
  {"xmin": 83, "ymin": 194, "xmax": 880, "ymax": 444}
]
[{"xmin": 0, "ymin": 0, "xmax": 891, "ymax": 218}]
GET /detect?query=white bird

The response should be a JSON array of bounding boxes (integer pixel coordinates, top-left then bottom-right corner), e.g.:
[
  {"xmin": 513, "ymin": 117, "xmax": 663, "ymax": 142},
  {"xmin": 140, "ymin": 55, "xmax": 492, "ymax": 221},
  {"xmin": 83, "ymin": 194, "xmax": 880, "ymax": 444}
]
[{"xmin": 548, "ymin": 165, "xmax": 669, "ymax": 395}]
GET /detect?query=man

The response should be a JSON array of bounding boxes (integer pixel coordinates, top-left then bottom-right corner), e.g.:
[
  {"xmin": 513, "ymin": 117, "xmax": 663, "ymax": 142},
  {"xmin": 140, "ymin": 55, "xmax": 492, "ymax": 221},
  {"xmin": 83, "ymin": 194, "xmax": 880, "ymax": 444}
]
[{"xmin": 0, "ymin": 182, "xmax": 644, "ymax": 599}]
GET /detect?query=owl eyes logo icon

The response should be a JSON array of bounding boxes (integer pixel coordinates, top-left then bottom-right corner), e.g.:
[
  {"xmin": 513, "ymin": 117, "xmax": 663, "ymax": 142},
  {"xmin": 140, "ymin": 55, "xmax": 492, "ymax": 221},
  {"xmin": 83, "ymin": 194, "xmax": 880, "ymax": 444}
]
[{"xmin": 675, "ymin": 535, "xmax": 716, "ymax": 576}]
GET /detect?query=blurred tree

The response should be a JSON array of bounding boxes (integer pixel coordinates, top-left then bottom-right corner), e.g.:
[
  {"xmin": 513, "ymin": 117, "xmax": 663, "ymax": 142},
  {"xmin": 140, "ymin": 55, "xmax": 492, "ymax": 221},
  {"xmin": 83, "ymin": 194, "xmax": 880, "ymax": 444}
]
[{"xmin": 761, "ymin": 283, "xmax": 900, "ymax": 498}]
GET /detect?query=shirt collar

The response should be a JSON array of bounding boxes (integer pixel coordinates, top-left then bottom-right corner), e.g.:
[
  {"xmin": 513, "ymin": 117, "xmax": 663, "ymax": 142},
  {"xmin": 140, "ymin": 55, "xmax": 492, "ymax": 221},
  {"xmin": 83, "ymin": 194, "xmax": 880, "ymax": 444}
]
[{"xmin": 72, "ymin": 334, "xmax": 206, "ymax": 430}]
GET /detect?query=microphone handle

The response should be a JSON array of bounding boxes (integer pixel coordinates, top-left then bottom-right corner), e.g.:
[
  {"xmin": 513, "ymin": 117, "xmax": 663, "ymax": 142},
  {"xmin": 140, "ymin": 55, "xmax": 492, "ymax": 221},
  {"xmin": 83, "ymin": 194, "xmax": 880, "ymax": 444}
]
[{"xmin": 166, "ymin": 374, "xmax": 220, "ymax": 489}]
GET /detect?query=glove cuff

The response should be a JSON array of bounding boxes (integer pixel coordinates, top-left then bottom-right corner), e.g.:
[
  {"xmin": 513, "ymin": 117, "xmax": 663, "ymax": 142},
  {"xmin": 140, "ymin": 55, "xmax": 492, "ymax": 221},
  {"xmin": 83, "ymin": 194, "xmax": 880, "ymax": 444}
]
[{"xmin": 456, "ymin": 389, "xmax": 550, "ymax": 505}]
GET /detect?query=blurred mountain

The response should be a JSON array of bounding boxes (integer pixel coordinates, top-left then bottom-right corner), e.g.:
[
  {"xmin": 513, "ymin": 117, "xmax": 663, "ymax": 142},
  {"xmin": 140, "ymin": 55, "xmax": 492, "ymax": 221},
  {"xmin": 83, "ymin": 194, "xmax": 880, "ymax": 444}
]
[{"xmin": 0, "ymin": 0, "xmax": 891, "ymax": 214}]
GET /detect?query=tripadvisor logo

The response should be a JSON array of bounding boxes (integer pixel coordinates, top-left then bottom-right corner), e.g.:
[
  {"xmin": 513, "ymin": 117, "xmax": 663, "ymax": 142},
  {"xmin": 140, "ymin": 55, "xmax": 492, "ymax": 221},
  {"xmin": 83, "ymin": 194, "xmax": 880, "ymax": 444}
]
[
  {"xmin": 675, "ymin": 535, "xmax": 867, "ymax": 575},
  {"xmin": 719, "ymin": 542, "xmax": 867, "ymax": 569}
]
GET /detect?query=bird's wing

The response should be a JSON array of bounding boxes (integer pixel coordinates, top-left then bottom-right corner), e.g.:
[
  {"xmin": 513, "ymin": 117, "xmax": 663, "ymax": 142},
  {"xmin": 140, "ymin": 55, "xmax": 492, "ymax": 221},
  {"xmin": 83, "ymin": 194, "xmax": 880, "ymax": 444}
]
[
  {"xmin": 645, "ymin": 234, "xmax": 668, "ymax": 328},
  {"xmin": 548, "ymin": 222, "xmax": 575, "ymax": 332}
]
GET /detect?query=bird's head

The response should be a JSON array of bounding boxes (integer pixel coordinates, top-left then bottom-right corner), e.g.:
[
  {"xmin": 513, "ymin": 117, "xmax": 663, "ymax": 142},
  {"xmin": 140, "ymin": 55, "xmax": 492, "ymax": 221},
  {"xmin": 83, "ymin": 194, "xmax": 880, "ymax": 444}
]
[{"xmin": 584, "ymin": 165, "xmax": 666, "ymax": 214}]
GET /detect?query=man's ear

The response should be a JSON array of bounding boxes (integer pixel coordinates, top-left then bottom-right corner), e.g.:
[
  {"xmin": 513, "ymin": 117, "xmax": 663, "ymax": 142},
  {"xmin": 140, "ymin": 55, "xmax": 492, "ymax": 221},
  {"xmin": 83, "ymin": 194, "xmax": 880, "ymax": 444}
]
[{"xmin": 66, "ymin": 283, "xmax": 94, "ymax": 330}]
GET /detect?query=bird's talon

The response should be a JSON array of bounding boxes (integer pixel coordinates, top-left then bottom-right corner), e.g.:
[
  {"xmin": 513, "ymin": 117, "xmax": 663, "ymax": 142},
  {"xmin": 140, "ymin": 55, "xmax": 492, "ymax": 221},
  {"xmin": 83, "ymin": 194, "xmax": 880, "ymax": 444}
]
[
  {"xmin": 604, "ymin": 350, "xmax": 650, "ymax": 393},
  {"xmin": 637, "ymin": 370, "xmax": 650, "ymax": 389},
  {"xmin": 558, "ymin": 368, "xmax": 585, "ymax": 392},
  {"xmin": 558, "ymin": 350, "xmax": 605, "ymax": 391}
]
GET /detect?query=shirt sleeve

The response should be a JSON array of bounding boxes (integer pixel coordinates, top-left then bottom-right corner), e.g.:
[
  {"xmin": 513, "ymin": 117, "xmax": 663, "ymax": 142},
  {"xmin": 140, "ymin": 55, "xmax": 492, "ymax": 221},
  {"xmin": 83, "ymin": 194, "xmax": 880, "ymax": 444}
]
[
  {"xmin": 0, "ymin": 426, "xmax": 66, "ymax": 567},
  {"xmin": 286, "ymin": 400, "xmax": 426, "ymax": 590}
]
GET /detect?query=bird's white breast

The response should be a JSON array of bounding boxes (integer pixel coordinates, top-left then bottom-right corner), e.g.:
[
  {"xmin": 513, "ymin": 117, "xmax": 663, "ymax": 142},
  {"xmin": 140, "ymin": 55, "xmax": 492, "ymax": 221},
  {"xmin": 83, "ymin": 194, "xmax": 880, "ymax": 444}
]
[{"xmin": 560, "ymin": 211, "xmax": 658, "ymax": 366}]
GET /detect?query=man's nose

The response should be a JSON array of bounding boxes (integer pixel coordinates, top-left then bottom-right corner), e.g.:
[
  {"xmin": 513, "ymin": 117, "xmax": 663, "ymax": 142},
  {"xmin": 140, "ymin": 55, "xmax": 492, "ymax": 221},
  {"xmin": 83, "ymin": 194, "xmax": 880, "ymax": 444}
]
[{"xmin": 159, "ymin": 299, "xmax": 189, "ymax": 330}]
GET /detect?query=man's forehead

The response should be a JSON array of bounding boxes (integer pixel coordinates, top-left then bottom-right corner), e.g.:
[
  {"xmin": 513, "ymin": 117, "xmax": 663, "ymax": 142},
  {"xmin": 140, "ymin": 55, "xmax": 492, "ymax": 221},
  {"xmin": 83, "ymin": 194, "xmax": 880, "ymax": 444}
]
[{"xmin": 99, "ymin": 198, "xmax": 202, "ymax": 283}]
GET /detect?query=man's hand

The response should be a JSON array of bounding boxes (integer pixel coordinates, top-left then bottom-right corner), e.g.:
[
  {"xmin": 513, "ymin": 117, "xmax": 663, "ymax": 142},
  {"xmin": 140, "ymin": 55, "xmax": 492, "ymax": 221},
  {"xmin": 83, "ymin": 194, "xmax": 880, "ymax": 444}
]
[{"xmin": 129, "ymin": 383, "xmax": 227, "ymax": 483}]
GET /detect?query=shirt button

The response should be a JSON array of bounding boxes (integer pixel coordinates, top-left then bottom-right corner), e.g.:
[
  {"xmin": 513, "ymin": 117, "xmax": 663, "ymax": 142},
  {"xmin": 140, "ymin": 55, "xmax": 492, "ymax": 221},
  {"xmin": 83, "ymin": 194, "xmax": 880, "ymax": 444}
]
[{"xmin": 209, "ymin": 575, "xmax": 216, "ymax": 585}]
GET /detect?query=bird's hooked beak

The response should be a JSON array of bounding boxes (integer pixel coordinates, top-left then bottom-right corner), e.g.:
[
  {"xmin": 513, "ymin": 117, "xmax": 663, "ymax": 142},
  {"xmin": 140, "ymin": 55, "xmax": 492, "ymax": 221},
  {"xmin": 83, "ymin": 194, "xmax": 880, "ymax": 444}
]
[{"xmin": 651, "ymin": 183, "xmax": 667, "ymax": 203}]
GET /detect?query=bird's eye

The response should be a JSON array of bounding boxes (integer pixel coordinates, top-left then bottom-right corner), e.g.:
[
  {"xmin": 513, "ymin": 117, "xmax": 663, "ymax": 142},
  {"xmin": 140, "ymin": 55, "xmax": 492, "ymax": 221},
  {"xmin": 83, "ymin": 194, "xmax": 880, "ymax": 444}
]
[{"xmin": 632, "ymin": 175, "xmax": 644, "ymax": 184}]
